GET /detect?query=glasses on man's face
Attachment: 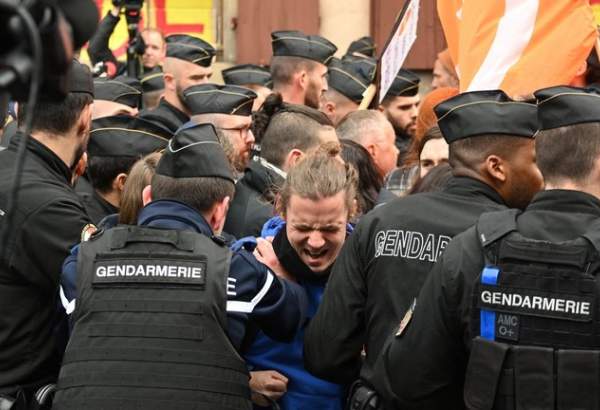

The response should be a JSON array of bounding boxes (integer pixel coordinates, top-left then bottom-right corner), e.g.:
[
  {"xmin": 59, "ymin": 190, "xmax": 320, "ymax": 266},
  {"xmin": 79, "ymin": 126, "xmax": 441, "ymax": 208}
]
[{"xmin": 219, "ymin": 125, "xmax": 253, "ymax": 142}]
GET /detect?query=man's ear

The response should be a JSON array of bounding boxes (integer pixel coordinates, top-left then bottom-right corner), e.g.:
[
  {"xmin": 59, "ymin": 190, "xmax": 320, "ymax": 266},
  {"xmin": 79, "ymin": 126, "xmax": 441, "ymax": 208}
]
[
  {"xmin": 77, "ymin": 104, "xmax": 93, "ymax": 137},
  {"xmin": 163, "ymin": 72, "xmax": 177, "ymax": 92},
  {"xmin": 142, "ymin": 185, "xmax": 153, "ymax": 206},
  {"xmin": 208, "ymin": 196, "xmax": 230, "ymax": 235},
  {"xmin": 484, "ymin": 155, "xmax": 507, "ymax": 183},
  {"xmin": 114, "ymin": 173, "xmax": 128, "ymax": 192},
  {"xmin": 365, "ymin": 142, "xmax": 377, "ymax": 159},
  {"xmin": 323, "ymin": 100, "xmax": 335, "ymax": 117},
  {"xmin": 377, "ymin": 104, "xmax": 385, "ymax": 113},
  {"xmin": 298, "ymin": 70, "xmax": 308, "ymax": 91},
  {"xmin": 284, "ymin": 149, "xmax": 304, "ymax": 170}
]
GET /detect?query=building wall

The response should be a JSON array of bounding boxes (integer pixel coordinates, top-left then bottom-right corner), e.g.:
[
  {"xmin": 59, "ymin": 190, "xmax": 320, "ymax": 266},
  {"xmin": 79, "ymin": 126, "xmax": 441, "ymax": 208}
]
[
  {"xmin": 231, "ymin": 0, "xmax": 445, "ymax": 71},
  {"xmin": 320, "ymin": 0, "xmax": 370, "ymax": 58}
]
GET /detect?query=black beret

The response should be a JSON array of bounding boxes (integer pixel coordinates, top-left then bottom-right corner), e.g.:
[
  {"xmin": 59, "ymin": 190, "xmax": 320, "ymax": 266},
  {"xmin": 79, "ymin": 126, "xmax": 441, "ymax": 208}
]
[
  {"xmin": 183, "ymin": 84, "xmax": 257, "ymax": 116},
  {"xmin": 435, "ymin": 90, "xmax": 538, "ymax": 143},
  {"xmin": 94, "ymin": 76, "xmax": 142, "ymax": 108},
  {"xmin": 346, "ymin": 36, "xmax": 376, "ymax": 57},
  {"xmin": 156, "ymin": 123, "xmax": 234, "ymax": 182},
  {"xmin": 328, "ymin": 57, "xmax": 376, "ymax": 103},
  {"xmin": 89, "ymin": 115, "xmax": 171, "ymax": 157},
  {"xmin": 271, "ymin": 30, "xmax": 337, "ymax": 65},
  {"xmin": 166, "ymin": 34, "xmax": 215, "ymax": 67},
  {"xmin": 535, "ymin": 86, "xmax": 600, "ymax": 130},
  {"xmin": 140, "ymin": 67, "xmax": 165, "ymax": 93},
  {"xmin": 69, "ymin": 59, "xmax": 94, "ymax": 96},
  {"xmin": 222, "ymin": 64, "xmax": 272, "ymax": 88},
  {"xmin": 385, "ymin": 69, "xmax": 420, "ymax": 98}
]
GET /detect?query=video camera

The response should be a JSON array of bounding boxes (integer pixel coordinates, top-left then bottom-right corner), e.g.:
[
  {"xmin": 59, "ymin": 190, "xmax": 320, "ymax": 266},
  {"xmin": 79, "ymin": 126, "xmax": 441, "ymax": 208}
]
[{"xmin": 112, "ymin": 0, "xmax": 145, "ymax": 77}]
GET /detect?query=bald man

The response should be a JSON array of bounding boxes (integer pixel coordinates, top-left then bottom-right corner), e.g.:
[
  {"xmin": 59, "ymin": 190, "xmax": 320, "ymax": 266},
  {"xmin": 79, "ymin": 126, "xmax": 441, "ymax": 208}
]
[{"xmin": 139, "ymin": 34, "xmax": 215, "ymax": 133}]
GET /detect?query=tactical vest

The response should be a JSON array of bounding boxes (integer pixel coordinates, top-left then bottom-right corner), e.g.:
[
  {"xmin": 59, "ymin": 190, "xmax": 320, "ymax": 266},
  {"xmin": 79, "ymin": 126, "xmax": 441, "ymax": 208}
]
[
  {"xmin": 464, "ymin": 209, "xmax": 600, "ymax": 410},
  {"xmin": 52, "ymin": 226, "xmax": 251, "ymax": 410}
]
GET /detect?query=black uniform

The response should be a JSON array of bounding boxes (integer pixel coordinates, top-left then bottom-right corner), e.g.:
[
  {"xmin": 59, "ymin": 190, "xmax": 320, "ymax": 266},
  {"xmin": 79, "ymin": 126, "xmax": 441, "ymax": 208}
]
[
  {"xmin": 139, "ymin": 98, "xmax": 189, "ymax": 134},
  {"xmin": 224, "ymin": 159, "xmax": 283, "ymax": 238},
  {"xmin": 0, "ymin": 133, "xmax": 90, "ymax": 394},
  {"xmin": 304, "ymin": 176, "xmax": 507, "ymax": 385},
  {"xmin": 77, "ymin": 187, "xmax": 118, "ymax": 225},
  {"xmin": 372, "ymin": 190, "xmax": 600, "ymax": 409},
  {"xmin": 53, "ymin": 224, "xmax": 252, "ymax": 410}
]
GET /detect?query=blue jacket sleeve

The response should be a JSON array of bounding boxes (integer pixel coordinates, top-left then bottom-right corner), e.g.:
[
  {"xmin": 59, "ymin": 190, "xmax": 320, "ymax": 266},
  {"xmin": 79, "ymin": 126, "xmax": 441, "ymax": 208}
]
[{"xmin": 226, "ymin": 248, "xmax": 308, "ymax": 348}]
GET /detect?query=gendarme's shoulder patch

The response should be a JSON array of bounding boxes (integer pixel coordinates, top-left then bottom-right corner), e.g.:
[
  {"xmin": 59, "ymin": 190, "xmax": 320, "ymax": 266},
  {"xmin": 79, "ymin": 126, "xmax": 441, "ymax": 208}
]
[
  {"xmin": 396, "ymin": 298, "xmax": 417, "ymax": 337},
  {"xmin": 93, "ymin": 257, "xmax": 207, "ymax": 286},
  {"xmin": 478, "ymin": 284, "xmax": 594, "ymax": 322}
]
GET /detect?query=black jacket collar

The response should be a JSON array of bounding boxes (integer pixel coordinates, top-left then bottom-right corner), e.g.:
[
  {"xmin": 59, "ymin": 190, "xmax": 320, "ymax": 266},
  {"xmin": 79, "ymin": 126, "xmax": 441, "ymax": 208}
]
[
  {"xmin": 158, "ymin": 98, "xmax": 189, "ymax": 125},
  {"xmin": 443, "ymin": 176, "xmax": 506, "ymax": 206},
  {"xmin": 526, "ymin": 189, "xmax": 600, "ymax": 217},
  {"xmin": 9, "ymin": 132, "xmax": 72, "ymax": 184}
]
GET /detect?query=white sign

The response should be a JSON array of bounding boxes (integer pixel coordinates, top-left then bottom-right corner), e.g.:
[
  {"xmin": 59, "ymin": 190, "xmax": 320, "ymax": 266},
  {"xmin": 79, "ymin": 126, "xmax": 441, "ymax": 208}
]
[{"xmin": 379, "ymin": 0, "xmax": 420, "ymax": 103}]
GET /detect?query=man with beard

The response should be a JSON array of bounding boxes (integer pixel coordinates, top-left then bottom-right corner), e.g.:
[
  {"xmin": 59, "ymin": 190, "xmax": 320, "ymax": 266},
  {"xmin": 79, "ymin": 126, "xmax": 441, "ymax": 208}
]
[
  {"xmin": 321, "ymin": 56, "xmax": 377, "ymax": 126},
  {"xmin": 304, "ymin": 90, "xmax": 544, "ymax": 407},
  {"xmin": 370, "ymin": 87, "xmax": 600, "ymax": 409},
  {"xmin": 378, "ymin": 69, "xmax": 421, "ymax": 166},
  {"xmin": 270, "ymin": 30, "xmax": 337, "ymax": 109},
  {"xmin": 183, "ymin": 84, "xmax": 257, "ymax": 180},
  {"xmin": 225, "ymin": 94, "xmax": 338, "ymax": 239},
  {"xmin": 139, "ymin": 34, "xmax": 215, "ymax": 133},
  {"xmin": 0, "ymin": 60, "xmax": 94, "ymax": 406}
]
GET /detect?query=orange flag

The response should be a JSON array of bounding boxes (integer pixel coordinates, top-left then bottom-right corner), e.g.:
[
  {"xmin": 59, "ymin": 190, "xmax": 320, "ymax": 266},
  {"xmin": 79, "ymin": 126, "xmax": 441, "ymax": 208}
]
[{"xmin": 438, "ymin": 0, "xmax": 598, "ymax": 96}]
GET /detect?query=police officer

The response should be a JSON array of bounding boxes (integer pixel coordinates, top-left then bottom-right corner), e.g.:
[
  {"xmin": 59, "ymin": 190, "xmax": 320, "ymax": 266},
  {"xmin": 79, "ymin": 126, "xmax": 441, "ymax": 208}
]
[
  {"xmin": 183, "ymin": 83, "xmax": 257, "ymax": 177},
  {"xmin": 377, "ymin": 70, "xmax": 421, "ymax": 166},
  {"xmin": 321, "ymin": 56, "xmax": 377, "ymax": 125},
  {"xmin": 345, "ymin": 36, "xmax": 376, "ymax": 59},
  {"xmin": 140, "ymin": 66, "xmax": 165, "ymax": 110},
  {"xmin": 270, "ymin": 30, "xmax": 337, "ymax": 109},
  {"xmin": 222, "ymin": 64, "xmax": 273, "ymax": 112},
  {"xmin": 78, "ymin": 115, "xmax": 170, "ymax": 224},
  {"xmin": 304, "ymin": 90, "xmax": 544, "ymax": 398},
  {"xmin": 0, "ymin": 60, "xmax": 93, "ymax": 407},
  {"xmin": 139, "ymin": 34, "xmax": 216, "ymax": 133},
  {"xmin": 53, "ymin": 123, "xmax": 307, "ymax": 409},
  {"xmin": 370, "ymin": 86, "xmax": 600, "ymax": 409},
  {"xmin": 91, "ymin": 75, "xmax": 142, "ymax": 119}
]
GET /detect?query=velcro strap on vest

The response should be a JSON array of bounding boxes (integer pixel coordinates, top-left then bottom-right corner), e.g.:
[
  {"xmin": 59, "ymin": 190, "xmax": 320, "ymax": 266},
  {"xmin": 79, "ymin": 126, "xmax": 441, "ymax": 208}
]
[
  {"xmin": 63, "ymin": 347, "xmax": 247, "ymax": 373},
  {"xmin": 514, "ymin": 346, "xmax": 554, "ymax": 409},
  {"xmin": 58, "ymin": 372, "xmax": 250, "ymax": 398},
  {"xmin": 464, "ymin": 337, "xmax": 510, "ymax": 410},
  {"xmin": 110, "ymin": 227, "xmax": 195, "ymax": 251},
  {"xmin": 89, "ymin": 299, "xmax": 204, "ymax": 314},
  {"xmin": 89, "ymin": 323, "xmax": 204, "ymax": 341},
  {"xmin": 557, "ymin": 349, "xmax": 600, "ymax": 410}
]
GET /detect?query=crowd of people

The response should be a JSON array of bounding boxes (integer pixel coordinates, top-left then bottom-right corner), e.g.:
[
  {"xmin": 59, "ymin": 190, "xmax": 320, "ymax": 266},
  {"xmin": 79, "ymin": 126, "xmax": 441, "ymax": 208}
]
[{"xmin": 3, "ymin": 6, "xmax": 600, "ymax": 410}]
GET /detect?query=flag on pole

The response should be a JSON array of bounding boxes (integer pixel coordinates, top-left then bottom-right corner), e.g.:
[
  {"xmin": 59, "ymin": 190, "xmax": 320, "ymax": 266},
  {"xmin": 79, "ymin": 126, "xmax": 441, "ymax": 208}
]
[{"xmin": 437, "ymin": 0, "xmax": 598, "ymax": 96}]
